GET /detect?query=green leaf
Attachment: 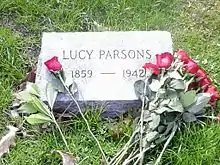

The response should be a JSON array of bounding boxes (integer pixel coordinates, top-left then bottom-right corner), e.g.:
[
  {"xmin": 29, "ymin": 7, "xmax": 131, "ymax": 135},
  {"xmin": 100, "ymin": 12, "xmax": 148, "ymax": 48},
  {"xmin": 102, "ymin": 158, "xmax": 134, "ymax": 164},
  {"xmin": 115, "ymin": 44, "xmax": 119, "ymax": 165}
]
[
  {"xmin": 182, "ymin": 112, "xmax": 197, "ymax": 122},
  {"xmin": 187, "ymin": 93, "xmax": 211, "ymax": 114},
  {"xmin": 18, "ymin": 101, "xmax": 38, "ymax": 114},
  {"xmin": 26, "ymin": 113, "xmax": 52, "ymax": 125},
  {"xmin": 180, "ymin": 90, "xmax": 197, "ymax": 108},
  {"xmin": 46, "ymin": 83, "xmax": 58, "ymax": 109},
  {"xmin": 26, "ymin": 82, "xmax": 40, "ymax": 97},
  {"xmin": 168, "ymin": 71, "xmax": 183, "ymax": 79},
  {"xmin": 32, "ymin": 96, "xmax": 51, "ymax": 116},
  {"xmin": 15, "ymin": 91, "xmax": 33, "ymax": 102},
  {"xmin": 168, "ymin": 98, "xmax": 184, "ymax": 112},
  {"xmin": 170, "ymin": 79, "xmax": 185, "ymax": 90},
  {"xmin": 47, "ymin": 73, "xmax": 65, "ymax": 93},
  {"xmin": 149, "ymin": 79, "xmax": 161, "ymax": 92}
]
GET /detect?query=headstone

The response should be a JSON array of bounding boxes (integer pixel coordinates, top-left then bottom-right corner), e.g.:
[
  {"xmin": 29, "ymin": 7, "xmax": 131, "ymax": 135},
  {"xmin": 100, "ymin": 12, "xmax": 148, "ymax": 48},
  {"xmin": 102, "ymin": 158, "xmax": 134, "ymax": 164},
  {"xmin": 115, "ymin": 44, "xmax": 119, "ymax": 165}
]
[{"xmin": 36, "ymin": 31, "xmax": 173, "ymax": 118}]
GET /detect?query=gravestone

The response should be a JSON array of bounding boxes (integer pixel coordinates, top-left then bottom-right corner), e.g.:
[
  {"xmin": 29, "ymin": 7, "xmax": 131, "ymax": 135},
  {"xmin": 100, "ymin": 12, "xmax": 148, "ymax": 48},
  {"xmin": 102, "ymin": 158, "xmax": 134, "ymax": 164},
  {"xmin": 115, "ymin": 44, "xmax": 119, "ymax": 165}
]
[{"xmin": 36, "ymin": 31, "xmax": 173, "ymax": 118}]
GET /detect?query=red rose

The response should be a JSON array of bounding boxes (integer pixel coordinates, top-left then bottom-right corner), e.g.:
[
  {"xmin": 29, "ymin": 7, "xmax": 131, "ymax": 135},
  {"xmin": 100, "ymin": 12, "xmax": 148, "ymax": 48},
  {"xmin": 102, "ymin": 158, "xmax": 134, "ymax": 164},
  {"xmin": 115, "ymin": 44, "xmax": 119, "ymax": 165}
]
[
  {"xmin": 143, "ymin": 63, "xmax": 160, "ymax": 75},
  {"xmin": 184, "ymin": 59, "xmax": 199, "ymax": 74},
  {"xmin": 44, "ymin": 56, "xmax": 62, "ymax": 73},
  {"xmin": 199, "ymin": 77, "xmax": 212, "ymax": 87},
  {"xmin": 156, "ymin": 52, "xmax": 174, "ymax": 69},
  {"xmin": 211, "ymin": 102, "xmax": 216, "ymax": 108},
  {"xmin": 176, "ymin": 49, "xmax": 190, "ymax": 63},
  {"xmin": 196, "ymin": 68, "xmax": 207, "ymax": 78},
  {"xmin": 188, "ymin": 82, "xmax": 199, "ymax": 90},
  {"xmin": 205, "ymin": 85, "xmax": 220, "ymax": 102}
]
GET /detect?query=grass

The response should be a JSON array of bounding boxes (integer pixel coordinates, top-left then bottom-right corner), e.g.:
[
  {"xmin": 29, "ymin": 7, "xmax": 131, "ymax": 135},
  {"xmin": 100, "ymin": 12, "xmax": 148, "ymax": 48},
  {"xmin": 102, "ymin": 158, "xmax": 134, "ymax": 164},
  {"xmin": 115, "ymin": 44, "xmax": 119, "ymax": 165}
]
[{"xmin": 0, "ymin": 0, "xmax": 220, "ymax": 164}]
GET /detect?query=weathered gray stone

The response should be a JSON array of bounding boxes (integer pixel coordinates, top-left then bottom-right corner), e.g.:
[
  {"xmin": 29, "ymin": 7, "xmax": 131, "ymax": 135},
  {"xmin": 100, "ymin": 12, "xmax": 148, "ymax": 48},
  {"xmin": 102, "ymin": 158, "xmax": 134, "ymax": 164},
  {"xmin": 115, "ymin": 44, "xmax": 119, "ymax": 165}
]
[{"xmin": 36, "ymin": 31, "xmax": 173, "ymax": 118}]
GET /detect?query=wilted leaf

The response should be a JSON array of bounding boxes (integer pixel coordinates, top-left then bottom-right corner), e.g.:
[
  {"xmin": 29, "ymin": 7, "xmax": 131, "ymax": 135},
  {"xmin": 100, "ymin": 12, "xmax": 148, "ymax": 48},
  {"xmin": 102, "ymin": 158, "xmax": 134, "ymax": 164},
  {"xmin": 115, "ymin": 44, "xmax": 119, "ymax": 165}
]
[
  {"xmin": 157, "ymin": 125, "xmax": 166, "ymax": 133},
  {"xmin": 0, "ymin": 126, "xmax": 18, "ymax": 158},
  {"xmin": 162, "ymin": 122, "xmax": 174, "ymax": 136},
  {"xmin": 160, "ymin": 99, "xmax": 170, "ymax": 106},
  {"xmin": 18, "ymin": 101, "xmax": 38, "ymax": 114},
  {"xmin": 155, "ymin": 107, "xmax": 172, "ymax": 114},
  {"xmin": 180, "ymin": 90, "xmax": 196, "ymax": 108},
  {"xmin": 69, "ymin": 82, "xmax": 78, "ymax": 96},
  {"xmin": 157, "ymin": 88, "xmax": 166, "ymax": 98},
  {"xmin": 149, "ymin": 113, "xmax": 160, "ymax": 130},
  {"xmin": 167, "ymin": 88, "xmax": 177, "ymax": 99},
  {"xmin": 187, "ymin": 93, "xmax": 211, "ymax": 114},
  {"xmin": 145, "ymin": 131, "xmax": 158, "ymax": 142},
  {"xmin": 149, "ymin": 79, "xmax": 161, "ymax": 92},
  {"xmin": 182, "ymin": 112, "xmax": 197, "ymax": 122},
  {"xmin": 134, "ymin": 80, "xmax": 145, "ymax": 98},
  {"xmin": 46, "ymin": 83, "xmax": 58, "ymax": 109},
  {"xmin": 154, "ymin": 135, "xmax": 168, "ymax": 144},
  {"xmin": 149, "ymin": 102, "xmax": 157, "ymax": 111},
  {"xmin": 170, "ymin": 79, "xmax": 185, "ymax": 90},
  {"xmin": 26, "ymin": 113, "xmax": 52, "ymax": 125},
  {"xmin": 143, "ymin": 111, "xmax": 152, "ymax": 122},
  {"xmin": 56, "ymin": 150, "xmax": 77, "ymax": 165}
]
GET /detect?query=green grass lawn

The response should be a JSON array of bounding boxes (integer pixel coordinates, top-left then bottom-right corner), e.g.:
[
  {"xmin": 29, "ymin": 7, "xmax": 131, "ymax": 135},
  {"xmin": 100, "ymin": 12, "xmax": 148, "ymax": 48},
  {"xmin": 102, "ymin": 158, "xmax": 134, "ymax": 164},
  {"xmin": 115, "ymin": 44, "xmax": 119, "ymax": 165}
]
[{"xmin": 0, "ymin": 0, "xmax": 220, "ymax": 164}]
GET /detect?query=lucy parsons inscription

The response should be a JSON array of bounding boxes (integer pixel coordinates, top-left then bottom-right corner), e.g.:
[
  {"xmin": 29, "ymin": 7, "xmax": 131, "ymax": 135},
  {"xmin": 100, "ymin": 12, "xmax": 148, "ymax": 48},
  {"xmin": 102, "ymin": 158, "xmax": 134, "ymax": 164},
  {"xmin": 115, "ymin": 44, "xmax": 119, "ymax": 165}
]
[{"xmin": 62, "ymin": 49, "xmax": 152, "ymax": 60}]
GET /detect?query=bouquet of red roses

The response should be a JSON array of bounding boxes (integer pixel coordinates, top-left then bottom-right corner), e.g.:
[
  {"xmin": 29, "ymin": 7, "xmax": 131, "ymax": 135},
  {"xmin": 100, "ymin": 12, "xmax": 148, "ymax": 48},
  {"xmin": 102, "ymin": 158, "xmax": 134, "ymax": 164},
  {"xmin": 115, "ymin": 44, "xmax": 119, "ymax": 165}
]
[{"xmin": 110, "ymin": 50, "xmax": 220, "ymax": 165}]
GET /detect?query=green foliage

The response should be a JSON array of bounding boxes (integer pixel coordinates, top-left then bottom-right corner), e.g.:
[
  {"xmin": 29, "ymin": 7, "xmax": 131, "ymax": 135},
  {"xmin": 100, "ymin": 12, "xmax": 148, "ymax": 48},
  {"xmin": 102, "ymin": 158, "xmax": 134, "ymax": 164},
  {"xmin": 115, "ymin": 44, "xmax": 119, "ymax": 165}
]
[
  {"xmin": 180, "ymin": 90, "xmax": 197, "ymax": 108},
  {"xmin": 0, "ymin": 0, "xmax": 220, "ymax": 164}
]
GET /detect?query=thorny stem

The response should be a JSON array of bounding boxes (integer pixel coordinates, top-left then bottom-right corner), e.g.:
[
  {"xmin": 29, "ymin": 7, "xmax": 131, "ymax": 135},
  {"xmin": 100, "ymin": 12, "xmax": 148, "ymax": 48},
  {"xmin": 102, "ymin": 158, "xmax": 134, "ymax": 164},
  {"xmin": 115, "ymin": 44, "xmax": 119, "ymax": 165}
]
[
  {"xmin": 154, "ymin": 124, "xmax": 178, "ymax": 165},
  {"xmin": 58, "ymin": 74, "xmax": 108, "ymax": 164}
]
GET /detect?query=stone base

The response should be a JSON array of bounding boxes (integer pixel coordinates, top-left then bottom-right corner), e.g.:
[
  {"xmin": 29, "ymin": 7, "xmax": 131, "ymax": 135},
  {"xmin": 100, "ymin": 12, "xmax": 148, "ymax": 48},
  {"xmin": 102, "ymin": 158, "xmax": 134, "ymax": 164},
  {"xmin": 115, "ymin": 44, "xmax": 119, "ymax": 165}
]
[{"xmin": 53, "ymin": 93, "xmax": 142, "ymax": 118}]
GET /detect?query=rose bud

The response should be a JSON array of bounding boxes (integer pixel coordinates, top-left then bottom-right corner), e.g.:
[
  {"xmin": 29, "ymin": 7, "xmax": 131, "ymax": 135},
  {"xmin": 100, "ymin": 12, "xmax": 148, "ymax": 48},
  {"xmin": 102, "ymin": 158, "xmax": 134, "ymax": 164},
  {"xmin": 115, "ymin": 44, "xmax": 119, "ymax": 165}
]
[
  {"xmin": 175, "ymin": 49, "xmax": 190, "ymax": 63},
  {"xmin": 205, "ymin": 85, "xmax": 220, "ymax": 102},
  {"xmin": 143, "ymin": 63, "xmax": 160, "ymax": 75},
  {"xmin": 199, "ymin": 77, "xmax": 212, "ymax": 88},
  {"xmin": 44, "ymin": 56, "xmax": 62, "ymax": 73},
  {"xmin": 156, "ymin": 52, "xmax": 174, "ymax": 69},
  {"xmin": 184, "ymin": 59, "xmax": 199, "ymax": 74},
  {"xmin": 196, "ymin": 68, "xmax": 208, "ymax": 79}
]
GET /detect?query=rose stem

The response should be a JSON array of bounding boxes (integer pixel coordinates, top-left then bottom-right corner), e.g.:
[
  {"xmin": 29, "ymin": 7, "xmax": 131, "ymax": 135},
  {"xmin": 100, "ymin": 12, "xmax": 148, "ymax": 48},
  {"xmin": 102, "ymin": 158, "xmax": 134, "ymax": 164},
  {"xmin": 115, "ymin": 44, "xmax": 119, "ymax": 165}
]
[
  {"xmin": 58, "ymin": 74, "xmax": 108, "ymax": 164},
  {"xmin": 154, "ymin": 124, "xmax": 178, "ymax": 165},
  {"xmin": 139, "ymin": 78, "xmax": 148, "ymax": 165},
  {"xmin": 50, "ymin": 112, "xmax": 70, "ymax": 152}
]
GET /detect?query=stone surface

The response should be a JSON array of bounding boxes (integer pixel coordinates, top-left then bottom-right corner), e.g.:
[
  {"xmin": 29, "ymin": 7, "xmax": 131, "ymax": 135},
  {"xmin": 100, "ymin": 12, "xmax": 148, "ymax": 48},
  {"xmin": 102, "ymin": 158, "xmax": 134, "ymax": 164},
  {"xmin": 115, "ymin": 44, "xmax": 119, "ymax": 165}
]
[{"xmin": 36, "ymin": 31, "xmax": 173, "ymax": 118}]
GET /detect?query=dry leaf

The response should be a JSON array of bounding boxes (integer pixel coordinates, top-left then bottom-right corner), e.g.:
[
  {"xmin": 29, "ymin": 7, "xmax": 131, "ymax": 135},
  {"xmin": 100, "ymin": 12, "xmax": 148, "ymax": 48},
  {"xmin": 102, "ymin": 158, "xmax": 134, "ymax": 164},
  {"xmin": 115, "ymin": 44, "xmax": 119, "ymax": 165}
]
[
  {"xmin": 0, "ymin": 126, "xmax": 19, "ymax": 158},
  {"xmin": 19, "ymin": 68, "xmax": 37, "ymax": 91},
  {"xmin": 56, "ymin": 150, "xmax": 77, "ymax": 165}
]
